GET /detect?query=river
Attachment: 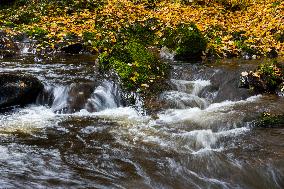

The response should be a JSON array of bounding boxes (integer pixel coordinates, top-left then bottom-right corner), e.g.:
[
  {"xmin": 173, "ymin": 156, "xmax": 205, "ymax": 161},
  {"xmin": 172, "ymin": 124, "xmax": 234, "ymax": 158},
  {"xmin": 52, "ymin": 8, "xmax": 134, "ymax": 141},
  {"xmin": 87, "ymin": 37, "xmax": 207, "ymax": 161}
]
[{"xmin": 0, "ymin": 54, "xmax": 283, "ymax": 189}]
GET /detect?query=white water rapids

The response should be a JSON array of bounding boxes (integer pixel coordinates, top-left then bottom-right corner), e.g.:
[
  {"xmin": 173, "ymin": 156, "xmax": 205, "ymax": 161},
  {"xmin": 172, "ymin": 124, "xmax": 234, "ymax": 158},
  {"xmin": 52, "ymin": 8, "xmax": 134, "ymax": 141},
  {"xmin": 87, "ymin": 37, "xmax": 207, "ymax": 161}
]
[
  {"xmin": 0, "ymin": 57, "xmax": 283, "ymax": 189},
  {"xmin": 0, "ymin": 78, "xmax": 260, "ymax": 154}
]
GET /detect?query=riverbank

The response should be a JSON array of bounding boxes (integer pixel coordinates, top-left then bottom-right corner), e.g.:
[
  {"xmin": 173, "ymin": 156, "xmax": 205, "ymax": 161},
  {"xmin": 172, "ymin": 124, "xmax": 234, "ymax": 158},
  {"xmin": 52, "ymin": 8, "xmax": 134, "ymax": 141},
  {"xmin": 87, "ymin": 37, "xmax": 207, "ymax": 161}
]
[
  {"xmin": 1, "ymin": 0, "xmax": 283, "ymax": 103},
  {"xmin": 0, "ymin": 0, "xmax": 283, "ymax": 58}
]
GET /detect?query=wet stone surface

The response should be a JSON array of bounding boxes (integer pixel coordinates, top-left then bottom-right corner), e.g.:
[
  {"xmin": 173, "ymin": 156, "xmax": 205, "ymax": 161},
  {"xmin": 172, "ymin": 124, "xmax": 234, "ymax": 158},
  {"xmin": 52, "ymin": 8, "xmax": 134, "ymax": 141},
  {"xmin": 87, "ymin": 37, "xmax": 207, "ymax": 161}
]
[{"xmin": 0, "ymin": 73, "xmax": 43, "ymax": 110}]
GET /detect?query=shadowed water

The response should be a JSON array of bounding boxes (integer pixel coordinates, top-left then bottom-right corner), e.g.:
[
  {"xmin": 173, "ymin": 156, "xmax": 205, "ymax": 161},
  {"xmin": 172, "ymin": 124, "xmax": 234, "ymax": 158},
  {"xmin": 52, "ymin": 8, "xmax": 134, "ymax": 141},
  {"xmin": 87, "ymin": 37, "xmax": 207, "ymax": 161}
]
[{"xmin": 0, "ymin": 55, "xmax": 283, "ymax": 188}]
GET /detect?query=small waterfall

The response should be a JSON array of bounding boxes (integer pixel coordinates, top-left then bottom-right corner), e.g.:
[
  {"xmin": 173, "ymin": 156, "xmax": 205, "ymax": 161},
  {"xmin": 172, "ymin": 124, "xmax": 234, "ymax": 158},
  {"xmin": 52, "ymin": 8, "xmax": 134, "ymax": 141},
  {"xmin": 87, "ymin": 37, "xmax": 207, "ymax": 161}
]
[
  {"xmin": 37, "ymin": 80, "xmax": 123, "ymax": 113},
  {"xmin": 37, "ymin": 85, "xmax": 70, "ymax": 113},
  {"xmin": 160, "ymin": 79, "xmax": 211, "ymax": 109},
  {"xmin": 51, "ymin": 86, "xmax": 70, "ymax": 112},
  {"xmin": 36, "ymin": 84, "xmax": 55, "ymax": 107},
  {"xmin": 171, "ymin": 79, "xmax": 211, "ymax": 95},
  {"xmin": 160, "ymin": 46, "xmax": 175, "ymax": 60},
  {"xmin": 86, "ymin": 80, "xmax": 122, "ymax": 112},
  {"xmin": 160, "ymin": 91, "xmax": 208, "ymax": 109},
  {"xmin": 17, "ymin": 39, "xmax": 37, "ymax": 55},
  {"xmin": 2, "ymin": 53, "xmax": 284, "ymax": 189}
]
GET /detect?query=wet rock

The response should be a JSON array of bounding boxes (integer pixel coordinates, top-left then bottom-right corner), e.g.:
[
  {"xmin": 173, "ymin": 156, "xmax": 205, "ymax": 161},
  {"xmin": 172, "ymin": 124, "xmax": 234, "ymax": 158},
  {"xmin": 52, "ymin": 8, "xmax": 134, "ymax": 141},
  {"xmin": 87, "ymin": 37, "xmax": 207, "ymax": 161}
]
[
  {"xmin": 0, "ymin": 74, "xmax": 44, "ymax": 110},
  {"xmin": 160, "ymin": 47, "xmax": 175, "ymax": 60},
  {"xmin": 239, "ymin": 62, "xmax": 283, "ymax": 94},
  {"xmin": 67, "ymin": 82, "xmax": 96, "ymax": 113},
  {"xmin": 215, "ymin": 78, "xmax": 253, "ymax": 102},
  {"xmin": 61, "ymin": 43, "xmax": 84, "ymax": 54},
  {"xmin": 0, "ymin": 31, "xmax": 19, "ymax": 58},
  {"xmin": 239, "ymin": 71, "xmax": 279, "ymax": 94},
  {"xmin": 201, "ymin": 69, "xmax": 254, "ymax": 103}
]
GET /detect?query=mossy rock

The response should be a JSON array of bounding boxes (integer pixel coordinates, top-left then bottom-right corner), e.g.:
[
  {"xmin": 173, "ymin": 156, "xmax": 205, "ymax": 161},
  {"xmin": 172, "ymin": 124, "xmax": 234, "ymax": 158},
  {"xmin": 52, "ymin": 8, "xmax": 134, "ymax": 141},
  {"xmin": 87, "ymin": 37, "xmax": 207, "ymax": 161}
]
[
  {"xmin": 98, "ymin": 41, "xmax": 169, "ymax": 92},
  {"xmin": 239, "ymin": 61, "xmax": 284, "ymax": 94},
  {"xmin": 161, "ymin": 23, "xmax": 207, "ymax": 61},
  {"xmin": 256, "ymin": 113, "xmax": 284, "ymax": 128}
]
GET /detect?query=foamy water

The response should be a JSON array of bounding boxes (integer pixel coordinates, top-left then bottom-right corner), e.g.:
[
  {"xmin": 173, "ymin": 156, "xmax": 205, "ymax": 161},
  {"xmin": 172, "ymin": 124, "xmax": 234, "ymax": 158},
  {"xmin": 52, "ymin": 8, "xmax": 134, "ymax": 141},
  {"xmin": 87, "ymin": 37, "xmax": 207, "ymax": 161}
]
[
  {"xmin": 1, "ymin": 56, "xmax": 283, "ymax": 188},
  {"xmin": 0, "ymin": 80, "xmax": 262, "ymax": 154},
  {"xmin": 0, "ymin": 106, "xmax": 57, "ymax": 134}
]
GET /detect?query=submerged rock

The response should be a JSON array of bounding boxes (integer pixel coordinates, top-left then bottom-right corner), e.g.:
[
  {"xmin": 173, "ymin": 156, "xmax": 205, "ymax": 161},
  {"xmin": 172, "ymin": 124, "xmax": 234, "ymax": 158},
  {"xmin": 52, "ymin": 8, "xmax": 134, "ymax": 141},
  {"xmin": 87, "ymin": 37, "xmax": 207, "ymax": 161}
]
[
  {"xmin": 0, "ymin": 74, "xmax": 44, "ymax": 110},
  {"xmin": 214, "ymin": 77, "xmax": 253, "ymax": 103}
]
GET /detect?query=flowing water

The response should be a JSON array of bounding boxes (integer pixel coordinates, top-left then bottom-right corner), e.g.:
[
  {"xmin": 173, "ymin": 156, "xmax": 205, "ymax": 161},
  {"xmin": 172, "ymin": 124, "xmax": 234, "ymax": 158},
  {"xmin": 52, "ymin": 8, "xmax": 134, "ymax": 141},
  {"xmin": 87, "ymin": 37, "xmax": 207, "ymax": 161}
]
[{"xmin": 0, "ymin": 54, "xmax": 283, "ymax": 189}]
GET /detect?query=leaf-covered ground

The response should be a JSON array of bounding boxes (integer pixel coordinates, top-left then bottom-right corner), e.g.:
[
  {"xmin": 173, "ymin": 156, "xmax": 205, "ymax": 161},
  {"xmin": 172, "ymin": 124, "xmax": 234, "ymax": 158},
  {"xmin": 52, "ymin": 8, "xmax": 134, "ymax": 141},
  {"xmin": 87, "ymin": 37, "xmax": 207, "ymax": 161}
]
[{"xmin": 0, "ymin": 0, "xmax": 283, "ymax": 58}]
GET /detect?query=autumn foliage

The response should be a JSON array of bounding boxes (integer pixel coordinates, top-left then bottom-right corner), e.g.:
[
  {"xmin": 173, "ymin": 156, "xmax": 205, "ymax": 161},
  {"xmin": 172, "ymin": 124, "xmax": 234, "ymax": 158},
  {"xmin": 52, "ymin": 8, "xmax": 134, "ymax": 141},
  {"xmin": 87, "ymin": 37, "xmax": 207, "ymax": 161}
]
[{"xmin": 0, "ymin": 0, "xmax": 283, "ymax": 58}]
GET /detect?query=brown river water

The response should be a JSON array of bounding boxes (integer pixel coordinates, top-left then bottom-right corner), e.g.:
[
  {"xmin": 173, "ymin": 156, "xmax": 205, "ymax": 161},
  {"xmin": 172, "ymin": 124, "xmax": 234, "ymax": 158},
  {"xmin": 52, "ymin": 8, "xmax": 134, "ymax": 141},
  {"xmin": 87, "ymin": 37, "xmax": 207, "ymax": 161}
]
[{"xmin": 0, "ymin": 54, "xmax": 283, "ymax": 189}]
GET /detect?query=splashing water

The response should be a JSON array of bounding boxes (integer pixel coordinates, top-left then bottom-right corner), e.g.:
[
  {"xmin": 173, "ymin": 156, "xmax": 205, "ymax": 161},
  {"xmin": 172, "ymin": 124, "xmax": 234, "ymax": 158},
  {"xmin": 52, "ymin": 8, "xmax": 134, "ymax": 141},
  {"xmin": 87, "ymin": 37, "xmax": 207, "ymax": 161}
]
[{"xmin": 0, "ymin": 56, "xmax": 283, "ymax": 189}]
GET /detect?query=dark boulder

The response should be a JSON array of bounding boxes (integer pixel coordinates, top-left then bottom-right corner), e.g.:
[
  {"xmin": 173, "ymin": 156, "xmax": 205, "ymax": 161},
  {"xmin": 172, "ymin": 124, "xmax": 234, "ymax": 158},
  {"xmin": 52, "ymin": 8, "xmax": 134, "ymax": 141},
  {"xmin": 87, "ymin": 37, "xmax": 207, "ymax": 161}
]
[
  {"xmin": 200, "ymin": 69, "xmax": 255, "ymax": 103},
  {"xmin": 0, "ymin": 31, "xmax": 19, "ymax": 58},
  {"xmin": 61, "ymin": 43, "xmax": 84, "ymax": 54},
  {"xmin": 214, "ymin": 78, "xmax": 253, "ymax": 103},
  {"xmin": 0, "ymin": 74, "xmax": 44, "ymax": 110}
]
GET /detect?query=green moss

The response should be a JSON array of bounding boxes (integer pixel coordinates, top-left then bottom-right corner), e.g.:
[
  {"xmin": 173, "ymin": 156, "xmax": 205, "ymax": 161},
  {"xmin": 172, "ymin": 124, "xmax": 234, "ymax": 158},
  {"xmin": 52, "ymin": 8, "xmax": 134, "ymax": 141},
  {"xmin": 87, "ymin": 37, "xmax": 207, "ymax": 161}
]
[
  {"xmin": 274, "ymin": 30, "xmax": 284, "ymax": 43},
  {"xmin": 16, "ymin": 11, "xmax": 39, "ymax": 24},
  {"xmin": 161, "ymin": 23, "xmax": 207, "ymax": 60},
  {"xmin": 240, "ymin": 61, "xmax": 284, "ymax": 94},
  {"xmin": 98, "ymin": 41, "xmax": 169, "ymax": 91},
  {"xmin": 272, "ymin": 1, "xmax": 281, "ymax": 7},
  {"xmin": 3, "ymin": 21, "xmax": 17, "ymax": 27},
  {"xmin": 83, "ymin": 32, "xmax": 96, "ymax": 42},
  {"xmin": 256, "ymin": 113, "xmax": 284, "ymax": 128},
  {"xmin": 64, "ymin": 32, "xmax": 78, "ymax": 41},
  {"xmin": 257, "ymin": 61, "xmax": 283, "ymax": 90},
  {"xmin": 232, "ymin": 31, "xmax": 259, "ymax": 56},
  {"xmin": 25, "ymin": 26, "xmax": 48, "ymax": 40}
]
